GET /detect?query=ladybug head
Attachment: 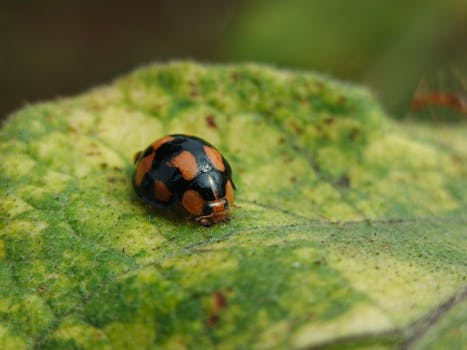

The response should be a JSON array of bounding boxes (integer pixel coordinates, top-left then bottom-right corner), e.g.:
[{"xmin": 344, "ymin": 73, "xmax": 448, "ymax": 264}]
[
  {"xmin": 196, "ymin": 198, "xmax": 231, "ymax": 226},
  {"xmin": 181, "ymin": 171, "xmax": 233, "ymax": 226}
]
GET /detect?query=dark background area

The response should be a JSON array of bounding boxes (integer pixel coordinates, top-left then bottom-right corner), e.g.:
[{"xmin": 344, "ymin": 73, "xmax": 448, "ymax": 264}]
[{"xmin": 1, "ymin": 0, "xmax": 466, "ymax": 121}]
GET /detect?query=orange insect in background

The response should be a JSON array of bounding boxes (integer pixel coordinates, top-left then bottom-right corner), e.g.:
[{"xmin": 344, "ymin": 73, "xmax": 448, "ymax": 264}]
[{"xmin": 410, "ymin": 68, "xmax": 467, "ymax": 118}]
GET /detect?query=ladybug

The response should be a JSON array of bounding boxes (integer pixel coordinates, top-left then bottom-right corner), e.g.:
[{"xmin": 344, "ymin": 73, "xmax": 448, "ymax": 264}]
[{"xmin": 133, "ymin": 134, "xmax": 236, "ymax": 226}]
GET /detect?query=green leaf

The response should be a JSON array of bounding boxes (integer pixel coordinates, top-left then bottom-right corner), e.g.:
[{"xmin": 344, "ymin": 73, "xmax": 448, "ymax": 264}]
[{"xmin": 1, "ymin": 62, "xmax": 466, "ymax": 349}]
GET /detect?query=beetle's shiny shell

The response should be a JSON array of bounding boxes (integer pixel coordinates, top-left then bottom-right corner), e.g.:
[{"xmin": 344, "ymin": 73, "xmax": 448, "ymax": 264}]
[{"xmin": 133, "ymin": 134, "xmax": 235, "ymax": 226}]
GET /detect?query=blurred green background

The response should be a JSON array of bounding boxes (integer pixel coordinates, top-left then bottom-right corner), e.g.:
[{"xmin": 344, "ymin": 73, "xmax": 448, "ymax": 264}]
[{"xmin": 1, "ymin": 0, "xmax": 466, "ymax": 121}]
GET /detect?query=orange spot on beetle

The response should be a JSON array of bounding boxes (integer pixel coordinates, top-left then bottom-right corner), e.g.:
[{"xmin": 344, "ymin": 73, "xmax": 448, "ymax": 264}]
[
  {"xmin": 168, "ymin": 151, "xmax": 199, "ymax": 181},
  {"xmin": 181, "ymin": 189, "xmax": 205, "ymax": 216},
  {"xmin": 134, "ymin": 152, "xmax": 155, "ymax": 186},
  {"xmin": 204, "ymin": 146, "xmax": 225, "ymax": 172},
  {"xmin": 154, "ymin": 180, "xmax": 172, "ymax": 202},
  {"xmin": 134, "ymin": 135, "xmax": 174, "ymax": 185},
  {"xmin": 151, "ymin": 135, "xmax": 174, "ymax": 153}
]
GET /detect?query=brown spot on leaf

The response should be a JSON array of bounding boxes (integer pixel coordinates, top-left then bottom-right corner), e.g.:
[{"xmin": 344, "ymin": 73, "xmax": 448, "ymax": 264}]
[
  {"xmin": 38, "ymin": 285, "xmax": 46, "ymax": 293},
  {"xmin": 207, "ymin": 314, "xmax": 219, "ymax": 327},
  {"xmin": 205, "ymin": 115, "xmax": 218, "ymax": 129},
  {"xmin": 207, "ymin": 291, "xmax": 228, "ymax": 327},
  {"xmin": 230, "ymin": 72, "xmax": 239, "ymax": 81},
  {"xmin": 349, "ymin": 128, "xmax": 360, "ymax": 141},
  {"xmin": 108, "ymin": 176, "xmax": 126, "ymax": 184},
  {"xmin": 282, "ymin": 153, "xmax": 293, "ymax": 163},
  {"xmin": 290, "ymin": 121, "xmax": 303, "ymax": 134},
  {"xmin": 86, "ymin": 150, "xmax": 100, "ymax": 156},
  {"xmin": 336, "ymin": 175, "xmax": 350, "ymax": 188},
  {"xmin": 313, "ymin": 259, "xmax": 326, "ymax": 266}
]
